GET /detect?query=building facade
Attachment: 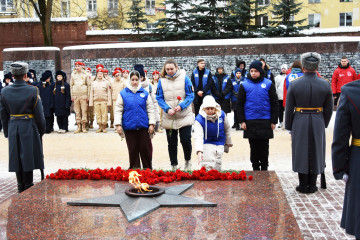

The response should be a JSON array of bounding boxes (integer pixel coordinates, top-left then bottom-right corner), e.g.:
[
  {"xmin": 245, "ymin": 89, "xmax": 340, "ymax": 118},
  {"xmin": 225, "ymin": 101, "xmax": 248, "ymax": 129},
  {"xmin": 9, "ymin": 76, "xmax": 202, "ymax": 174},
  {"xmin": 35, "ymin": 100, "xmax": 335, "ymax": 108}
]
[{"xmin": 0, "ymin": 0, "xmax": 358, "ymax": 30}]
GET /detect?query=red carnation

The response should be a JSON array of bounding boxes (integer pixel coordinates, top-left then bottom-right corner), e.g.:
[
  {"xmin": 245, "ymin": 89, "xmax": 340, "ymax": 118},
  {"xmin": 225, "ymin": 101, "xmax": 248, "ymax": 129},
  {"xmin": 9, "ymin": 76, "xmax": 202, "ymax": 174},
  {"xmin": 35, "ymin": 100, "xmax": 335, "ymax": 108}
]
[
  {"xmin": 248, "ymin": 176, "xmax": 253, "ymax": 180},
  {"xmin": 177, "ymin": 96, "xmax": 182, "ymax": 101}
]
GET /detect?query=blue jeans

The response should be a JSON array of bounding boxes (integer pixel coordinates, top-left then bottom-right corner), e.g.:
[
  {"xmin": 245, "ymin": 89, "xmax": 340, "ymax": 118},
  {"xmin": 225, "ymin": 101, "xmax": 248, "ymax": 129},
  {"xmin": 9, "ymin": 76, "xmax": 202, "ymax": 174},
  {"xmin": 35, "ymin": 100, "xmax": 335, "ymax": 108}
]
[{"xmin": 166, "ymin": 125, "xmax": 192, "ymax": 166}]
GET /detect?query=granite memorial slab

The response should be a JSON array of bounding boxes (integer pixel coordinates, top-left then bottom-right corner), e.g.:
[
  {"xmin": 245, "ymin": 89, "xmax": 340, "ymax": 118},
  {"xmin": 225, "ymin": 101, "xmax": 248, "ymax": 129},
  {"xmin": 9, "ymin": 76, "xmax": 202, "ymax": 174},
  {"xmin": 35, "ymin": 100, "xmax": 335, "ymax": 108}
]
[{"xmin": 0, "ymin": 171, "xmax": 303, "ymax": 239}]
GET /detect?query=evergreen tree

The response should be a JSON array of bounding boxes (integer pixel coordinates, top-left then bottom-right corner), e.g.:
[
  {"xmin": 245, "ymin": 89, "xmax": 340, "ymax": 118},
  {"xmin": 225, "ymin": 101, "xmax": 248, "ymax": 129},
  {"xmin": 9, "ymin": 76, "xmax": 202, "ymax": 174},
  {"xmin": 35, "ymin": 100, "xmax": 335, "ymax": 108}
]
[
  {"xmin": 185, "ymin": 0, "xmax": 229, "ymax": 40},
  {"xmin": 150, "ymin": 0, "xmax": 191, "ymax": 41},
  {"xmin": 262, "ymin": 0, "xmax": 308, "ymax": 37},
  {"xmin": 126, "ymin": 0, "xmax": 148, "ymax": 34}
]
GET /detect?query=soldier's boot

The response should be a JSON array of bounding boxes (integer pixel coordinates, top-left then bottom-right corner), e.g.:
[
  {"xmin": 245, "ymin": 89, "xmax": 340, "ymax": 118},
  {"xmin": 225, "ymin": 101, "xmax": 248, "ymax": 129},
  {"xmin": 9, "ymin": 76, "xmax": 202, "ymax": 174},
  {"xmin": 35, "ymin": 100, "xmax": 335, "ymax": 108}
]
[
  {"xmin": 82, "ymin": 123, "xmax": 88, "ymax": 133},
  {"xmin": 23, "ymin": 171, "xmax": 34, "ymax": 192},
  {"xmin": 102, "ymin": 124, "xmax": 107, "ymax": 133},
  {"xmin": 96, "ymin": 125, "xmax": 103, "ymax": 133},
  {"xmin": 89, "ymin": 121, "xmax": 94, "ymax": 129},
  {"xmin": 74, "ymin": 124, "xmax": 82, "ymax": 134},
  {"xmin": 85, "ymin": 123, "xmax": 89, "ymax": 131},
  {"xmin": 16, "ymin": 172, "xmax": 24, "ymax": 193},
  {"xmin": 296, "ymin": 173, "xmax": 309, "ymax": 194},
  {"xmin": 308, "ymin": 174, "xmax": 318, "ymax": 193},
  {"xmin": 110, "ymin": 121, "xmax": 114, "ymax": 128}
]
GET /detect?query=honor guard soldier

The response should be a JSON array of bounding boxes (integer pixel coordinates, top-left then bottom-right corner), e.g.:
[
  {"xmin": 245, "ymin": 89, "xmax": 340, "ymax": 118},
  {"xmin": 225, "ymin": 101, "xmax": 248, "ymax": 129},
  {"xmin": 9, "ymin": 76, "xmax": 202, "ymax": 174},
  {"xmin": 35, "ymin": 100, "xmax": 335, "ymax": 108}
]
[
  {"xmin": 332, "ymin": 79, "xmax": 360, "ymax": 240},
  {"xmin": 285, "ymin": 52, "xmax": 333, "ymax": 194},
  {"xmin": 0, "ymin": 62, "xmax": 46, "ymax": 193}
]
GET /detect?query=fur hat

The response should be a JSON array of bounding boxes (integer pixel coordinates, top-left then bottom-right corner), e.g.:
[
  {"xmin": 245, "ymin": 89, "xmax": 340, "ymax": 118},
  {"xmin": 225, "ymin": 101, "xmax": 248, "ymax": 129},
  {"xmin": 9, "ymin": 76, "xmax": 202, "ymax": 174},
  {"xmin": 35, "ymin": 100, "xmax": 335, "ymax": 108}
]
[
  {"xmin": 11, "ymin": 62, "xmax": 29, "ymax": 76},
  {"xmin": 29, "ymin": 69, "xmax": 37, "ymax": 82},
  {"xmin": 134, "ymin": 64, "xmax": 145, "ymax": 77},
  {"xmin": 301, "ymin": 52, "xmax": 321, "ymax": 71},
  {"xmin": 55, "ymin": 70, "xmax": 67, "ymax": 82},
  {"xmin": 3, "ymin": 72, "xmax": 13, "ymax": 83},
  {"xmin": 249, "ymin": 60, "xmax": 264, "ymax": 75},
  {"xmin": 40, "ymin": 70, "xmax": 53, "ymax": 82}
]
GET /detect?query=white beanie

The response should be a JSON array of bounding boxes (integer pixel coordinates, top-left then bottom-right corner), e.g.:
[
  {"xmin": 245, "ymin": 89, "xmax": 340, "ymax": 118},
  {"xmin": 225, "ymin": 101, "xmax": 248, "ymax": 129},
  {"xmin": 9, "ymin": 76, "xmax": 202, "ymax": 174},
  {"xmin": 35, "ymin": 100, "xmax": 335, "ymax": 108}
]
[
  {"xmin": 201, "ymin": 95, "xmax": 219, "ymax": 109},
  {"xmin": 281, "ymin": 64, "xmax": 288, "ymax": 70}
]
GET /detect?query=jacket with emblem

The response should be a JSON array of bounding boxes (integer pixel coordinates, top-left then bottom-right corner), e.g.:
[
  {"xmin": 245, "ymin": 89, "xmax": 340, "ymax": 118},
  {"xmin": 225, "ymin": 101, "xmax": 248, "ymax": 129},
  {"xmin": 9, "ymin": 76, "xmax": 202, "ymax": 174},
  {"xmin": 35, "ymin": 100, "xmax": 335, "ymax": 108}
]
[
  {"xmin": 331, "ymin": 63, "xmax": 357, "ymax": 94},
  {"xmin": 156, "ymin": 69, "xmax": 195, "ymax": 129},
  {"xmin": 70, "ymin": 69, "xmax": 89, "ymax": 97},
  {"xmin": 89, "ymin": 77, "xmax": 112, "ymax": 107},
  {"xmin": 111, "ymin": 78, "xmax": 126, "ymax": 101}
]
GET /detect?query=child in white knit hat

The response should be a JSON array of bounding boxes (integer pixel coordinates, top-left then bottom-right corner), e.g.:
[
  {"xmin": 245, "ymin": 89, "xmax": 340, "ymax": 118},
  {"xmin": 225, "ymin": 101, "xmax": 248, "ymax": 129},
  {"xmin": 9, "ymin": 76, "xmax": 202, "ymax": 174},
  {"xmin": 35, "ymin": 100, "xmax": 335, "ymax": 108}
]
[{"xmin": 194, "ymin": 95, "xmax": 232, "ymax": 171}]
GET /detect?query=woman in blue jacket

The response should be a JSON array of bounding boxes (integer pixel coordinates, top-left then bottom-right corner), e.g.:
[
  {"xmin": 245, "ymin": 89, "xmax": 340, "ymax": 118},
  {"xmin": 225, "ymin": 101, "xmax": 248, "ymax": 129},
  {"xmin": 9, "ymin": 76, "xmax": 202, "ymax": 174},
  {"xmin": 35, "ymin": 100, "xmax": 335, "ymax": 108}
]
[
  {"xmin": 114, "ymin": 70, "xmax": 156, "ymax": 170},
  {"xmin": 53, "ymin": 71, "xmax": 71, "ymax": 133}
]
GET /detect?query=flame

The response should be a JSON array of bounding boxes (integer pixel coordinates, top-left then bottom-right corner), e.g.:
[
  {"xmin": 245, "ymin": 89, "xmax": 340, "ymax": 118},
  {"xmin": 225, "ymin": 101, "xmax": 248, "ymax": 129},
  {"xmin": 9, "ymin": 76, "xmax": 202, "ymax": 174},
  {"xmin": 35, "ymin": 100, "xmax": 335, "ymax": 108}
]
[{"xmin": 128, "ymin": 171, "xmax": 152, "ymax": 193}]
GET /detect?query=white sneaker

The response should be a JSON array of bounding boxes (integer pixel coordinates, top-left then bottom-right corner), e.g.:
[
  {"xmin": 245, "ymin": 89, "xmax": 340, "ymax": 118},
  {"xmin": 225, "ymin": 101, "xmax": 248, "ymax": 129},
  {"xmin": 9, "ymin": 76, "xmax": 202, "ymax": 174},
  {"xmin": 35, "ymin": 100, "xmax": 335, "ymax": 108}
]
[
  {"xmin": 171, "ymin": 165, "xmax": 178, "ymax": 171},
  {"xmin": 184, "ymin": 161, "xmax": 192, "ymax": 171}
]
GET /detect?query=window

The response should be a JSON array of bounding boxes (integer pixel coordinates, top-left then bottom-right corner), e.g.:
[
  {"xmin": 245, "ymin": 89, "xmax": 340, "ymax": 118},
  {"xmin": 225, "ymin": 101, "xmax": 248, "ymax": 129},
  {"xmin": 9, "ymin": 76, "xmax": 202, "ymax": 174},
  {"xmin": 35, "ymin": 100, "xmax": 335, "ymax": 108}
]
[
  {"xmin": 88, "ymin": 0, "xmax": 96, "ymax": 12},
  {"xmin": 308, "ymin": 0, "xmax": 320, "ymax": 3},
  {"xmin": 258, "ymin": 0, "xmax": 270, "ymax": 6},
  {"xmin": 256, "ymin": 15, "xmax": 268, "ymax": 26},
  {"xmin": 308, "ymin": 13, "xmax": 320, "ymax": 27},
  {"xmin": 0, "ymin": 0, "xmax": 13, "ymax": 12},
  {"xmin": 145, "ymin": 0, "xmax": 155, "ymax": 15},
  {"xmin": 108, "ymin": 0, "xmax": 118, "ymax": 17},
  {"xmin": 61, "ymin": 1, "xmax": 70, "ymax": 17},
  {"xmin": 340, "ymin": 12, "xmax": 352, "ymax": 26}
]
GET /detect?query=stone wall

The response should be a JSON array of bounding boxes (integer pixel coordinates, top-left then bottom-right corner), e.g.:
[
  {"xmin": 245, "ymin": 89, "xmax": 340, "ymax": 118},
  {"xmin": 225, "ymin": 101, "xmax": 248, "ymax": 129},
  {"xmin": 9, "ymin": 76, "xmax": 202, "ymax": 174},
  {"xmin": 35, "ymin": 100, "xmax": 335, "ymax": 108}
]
[
  {"xmin": 2, "ymin": 47, "xmax": 61, "ymax": 77},
  {"xmin": 63, "ymin": 38, "xmax": 360, "ymax": 81}
]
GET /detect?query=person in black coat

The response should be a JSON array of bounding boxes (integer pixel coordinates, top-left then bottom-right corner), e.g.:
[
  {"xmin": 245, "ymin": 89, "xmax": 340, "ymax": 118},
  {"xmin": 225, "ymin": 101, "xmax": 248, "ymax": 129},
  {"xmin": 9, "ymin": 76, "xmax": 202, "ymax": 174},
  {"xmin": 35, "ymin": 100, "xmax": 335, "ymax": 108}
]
[
  {"xmin": 53, "ymin": 71, "xmax": 71, "ymax": 133},
  {"xmin": 191, "ymin": 59, "xmax": 219, "ymax": 116},
  {"xmin": 29, "ymin": 69, "xmax": 38, "ymax": 84},
  {"xmin": 2, "ymin": 72, "xmax": 13, "ymax": 87},
  {"xmin": 0, "ymin": 62, "xmax": 46, "ymax": 193},
  {"xmin": 332, "ymin": 79, "xmax": 360, "ymax": 240},
  {"xmin": 231, "ymin": 58, "xmax": 247, "ymax": 81},
  {"xmin": 237, "ymin": 60, "xmax": 279, "ymax": 171},
  {"xmin": 212, "ymin": 66, "xmax": 233, "ymax": 114},
  {"xmin": 259, "ymin": 58, "xmax": 275, "ymax": 84},
  {"xmin": 38, "ymin": 71, "xmax": 55, "ymax": 133}
]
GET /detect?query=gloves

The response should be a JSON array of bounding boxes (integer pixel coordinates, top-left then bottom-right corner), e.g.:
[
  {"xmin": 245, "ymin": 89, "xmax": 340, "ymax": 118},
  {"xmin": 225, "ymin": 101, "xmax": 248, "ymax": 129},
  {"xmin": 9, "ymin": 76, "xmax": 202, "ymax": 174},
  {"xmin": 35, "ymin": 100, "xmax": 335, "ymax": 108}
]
[
  {"xmin": 155, "ymin": 121, "xmax": 160, "ymax": 132},
  {"xmin": 342, "ymin": 173, "xmax": 349, "ymax": 183}
]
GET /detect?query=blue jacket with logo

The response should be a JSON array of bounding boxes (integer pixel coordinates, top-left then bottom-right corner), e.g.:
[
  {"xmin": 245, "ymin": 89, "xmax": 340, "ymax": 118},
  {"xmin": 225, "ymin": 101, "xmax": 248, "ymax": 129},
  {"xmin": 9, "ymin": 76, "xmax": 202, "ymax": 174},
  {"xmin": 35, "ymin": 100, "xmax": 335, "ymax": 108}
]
[
  {"xmin": 195, "ymin": 111, "xmax": 226, "ymax": 145},
  {"xmin": 192, "ymin": 68, "xmax": 211, "ymax": 95},
  {"xmin": 213, "ymin": 74, "xmax": 231, "ymax": 100},
  {"xmin": 120, "ymin": 87, "xmax": 149, "ymax": 131},
  {"xmin": 230, "ymin": 77, "xmax": 242, "ymax": 102}
]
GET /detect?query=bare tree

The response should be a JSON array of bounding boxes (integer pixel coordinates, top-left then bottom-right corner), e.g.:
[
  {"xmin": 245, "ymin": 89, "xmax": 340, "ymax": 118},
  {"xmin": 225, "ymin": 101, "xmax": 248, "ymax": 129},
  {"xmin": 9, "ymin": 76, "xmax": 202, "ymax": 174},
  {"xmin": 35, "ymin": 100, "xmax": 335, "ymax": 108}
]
[{"xmin": 29, "ymin": 0, "xmax": 54, "ymax": 46}]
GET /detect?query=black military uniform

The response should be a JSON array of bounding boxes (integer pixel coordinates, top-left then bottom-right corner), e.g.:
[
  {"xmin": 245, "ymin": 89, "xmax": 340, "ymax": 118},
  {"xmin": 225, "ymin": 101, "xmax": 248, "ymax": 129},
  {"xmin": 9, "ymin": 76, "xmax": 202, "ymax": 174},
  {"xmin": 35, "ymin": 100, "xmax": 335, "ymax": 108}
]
[
  {"xmin": 332, "ymin": 80, "xmax": 360, "ymax": 240},
  {"xmin": 285, "ymin": 52, "xmax": 333, "ymax": 194},
  {"xmin": 0, "ymin": 62, "xmax": 46, "ymax": 193}
]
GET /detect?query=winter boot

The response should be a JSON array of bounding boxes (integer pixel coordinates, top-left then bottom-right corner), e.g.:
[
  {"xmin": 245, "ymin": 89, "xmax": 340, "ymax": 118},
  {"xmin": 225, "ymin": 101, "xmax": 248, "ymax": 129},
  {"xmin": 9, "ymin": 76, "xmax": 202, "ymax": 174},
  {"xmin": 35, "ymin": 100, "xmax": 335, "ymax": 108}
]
[
  {"xmin": 236, "ymin": 124, "xmax": 241, "ymax": 131},
  {"xmin": 252, "ymin": 164, "xmax": 260, "ymax": 171},
  {"xmin": 96, "ymin": 125, "xmax": 103, "ymax": 133},
  {"xmin": 89, "ymin": 121, "xmax": 94, "ymax": 129},
  {"xmin": 82, "ymin": 123, "xmax": 88, "ymax": 133},
  {"xmin": 110, "ymin": 121, "xmax": 114, "ymax": 128},
  {"xmin": 102, "ymin": 124, "xmax": 107, "ymax": 133},
  {"xmin": 23, "ymin": 171, "xmax": 34, "ymax": 192},
  {"xmin": 16, "ymin": 172, "xmax": 24, "ymax": 193},
  {"xmin": 308, "ymin": 174, "xmax": 318, "ymax": 193},
  {"xmin": 296, "ymin": 173, "xmax": 309, "ymax": 194},
  {"xmin": 85, "ymin": 123, "xmax": 89, "ymax": 131},
  {"xmin": 232, "ymin": 124, "xmax": 237, "ymax": 129},
  {"xmin": 74, "ymin": 124, "xmax": 82, "ymax": 134}
]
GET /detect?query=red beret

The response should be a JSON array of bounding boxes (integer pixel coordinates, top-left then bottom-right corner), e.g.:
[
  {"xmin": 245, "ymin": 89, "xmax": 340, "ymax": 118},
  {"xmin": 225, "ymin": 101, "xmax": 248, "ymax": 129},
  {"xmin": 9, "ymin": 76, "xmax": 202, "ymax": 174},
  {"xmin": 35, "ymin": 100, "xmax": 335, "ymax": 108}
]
[
  {"xmin": 86, "ymin": 67, "xmax": 91, "ymax": 71},
  {"xmin": 113, "ymin": 70, "xmax": 121, "ymax": 77},
  {"xmin": 122, "ymin": 69, "xmax": 129, "ymax": 73},
  {"xmin": 75, "ymin": 61, "xmax": 85, "ymax": 66},
  {"xmin": 96, "ymin": 69, "xmax": 104, "ymax": 73},
  {"xmin": 103, "ymin": 69, "xmax": 109, "ymax": 73},
  {"xmin": 144, "ymin": 69, "xmax": 148, "ymax": 73},
  {"xmin": 96, "ymin": 64, "xmax": 104, "ymax": 69},
  {"xmin": 152, "ymin": 71, "xmax": 160, "ymax": 75},
  {"xmin": 114, "ymin": 67, "xmax": 123, "ymax": 72}
]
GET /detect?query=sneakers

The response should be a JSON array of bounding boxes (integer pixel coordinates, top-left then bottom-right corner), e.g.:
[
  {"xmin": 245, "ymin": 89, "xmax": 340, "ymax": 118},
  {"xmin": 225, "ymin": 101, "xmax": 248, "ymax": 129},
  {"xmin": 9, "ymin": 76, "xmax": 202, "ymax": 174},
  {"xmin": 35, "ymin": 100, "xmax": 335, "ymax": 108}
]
[
  {"xmin": 57, "ymin": 129, "xmax": 66, "ymax": 134},
  {"xmin": 278, "ymin": 122, "xmax": 283, "ymax": 128},
  {"xmin": 171, "ymin": 165, "xmax": 178, "ymax": 171},
  {"xmin": 184, "ymin": 160, "xmax": 192, "ymax": 171}
]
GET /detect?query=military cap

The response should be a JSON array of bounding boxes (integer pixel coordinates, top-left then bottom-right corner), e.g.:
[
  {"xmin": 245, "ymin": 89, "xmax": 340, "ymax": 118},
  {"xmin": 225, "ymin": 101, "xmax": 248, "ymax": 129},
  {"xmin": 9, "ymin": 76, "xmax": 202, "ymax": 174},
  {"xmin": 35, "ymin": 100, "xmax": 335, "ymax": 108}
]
[
  {"xmin": 301, "ymin": 52, "xmax": 321, "ymax": 71},
  {"xmin": 11, "ymin": 62, "xmax": 29, "ymax": 76}
]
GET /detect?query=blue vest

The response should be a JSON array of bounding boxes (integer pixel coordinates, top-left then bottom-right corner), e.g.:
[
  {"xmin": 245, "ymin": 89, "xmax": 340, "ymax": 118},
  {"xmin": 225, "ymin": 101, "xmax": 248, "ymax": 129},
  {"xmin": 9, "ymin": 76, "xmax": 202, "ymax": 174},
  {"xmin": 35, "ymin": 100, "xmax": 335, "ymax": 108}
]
[
  {"xmin": 120, "ymin": 87, "xmax": 149, "ymax": 131},
  {"xmin": 230, "ymin": 77, "xmax": 242, "ymax": 102},
  {"xmin": 285, "ymin": 72, "xmax": 304, "ymax": 90},
  {"xmin": 196, "ymin": 111, "xmax": 226, "ymax": 145},
  {"xmin": 242, "ymin": 78, "xmax": 272, "ymax": 120},
  {"xmin": 213, "ymin": 75, "xmax": 231, "ymax": 100},
  {"xmin": 193, "ymin": 68, "xmax": 211, "ymax": 95}
]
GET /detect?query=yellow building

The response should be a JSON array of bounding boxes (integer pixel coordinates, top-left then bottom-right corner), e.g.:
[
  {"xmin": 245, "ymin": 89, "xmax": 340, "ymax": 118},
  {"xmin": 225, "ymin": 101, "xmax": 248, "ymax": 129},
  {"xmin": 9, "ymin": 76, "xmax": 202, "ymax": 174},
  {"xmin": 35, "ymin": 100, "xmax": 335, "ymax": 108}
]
[
  {"xmin": 0, "ymin": 0, "xmax": 165, "ymax": 30},
  {"xmin": 256, "ymin": 0, "xmax": 359, "ymax": 28},
  {"xmin": 0, "ymin": 0, "xmax": 358, "ymax": 30}
]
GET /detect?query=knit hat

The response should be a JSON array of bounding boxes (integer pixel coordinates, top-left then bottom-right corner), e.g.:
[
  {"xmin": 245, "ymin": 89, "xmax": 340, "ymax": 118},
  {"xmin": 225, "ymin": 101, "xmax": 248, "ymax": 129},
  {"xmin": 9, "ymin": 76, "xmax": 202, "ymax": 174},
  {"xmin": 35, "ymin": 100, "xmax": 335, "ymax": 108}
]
[
  {"xmin": 235, "ymin": 68, "xmax": 242, "ymax": 74},
  {"xmin": 281, "ymin": 64, "xmax": 288, "ymax": 70},
  {"xmin": 201, "ymin": 95, "xmax": 220, "ymax": 110},
  {"xmin": 11, "ymin": 62, "xmax": 29, "ymax": 76},
  {"xmin": 249, "ymin": 60, "xmax": 264, "ymax": 75},
  {"xmin": 55, "ymin": 70, "xmax": 67, "ymax": 82},
  {"xmin": 134, "ymin": 64, "xmax": 145, "ymax": 77},
  {"xmin": 301, "ymin": 52, "xmax": 321, "ymax": 71}
]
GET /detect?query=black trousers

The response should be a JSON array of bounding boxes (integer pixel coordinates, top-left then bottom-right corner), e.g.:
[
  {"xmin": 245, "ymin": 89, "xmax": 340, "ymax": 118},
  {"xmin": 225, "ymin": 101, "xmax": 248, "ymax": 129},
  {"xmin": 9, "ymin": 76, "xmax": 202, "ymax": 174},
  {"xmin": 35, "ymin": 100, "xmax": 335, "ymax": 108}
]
[
  {"xmin": 166, "ymin": 125, "xmax": 192, "ymax": 166},
  {"xmin": 0, "ymin": 119, "xmax": 2, "ymax": 132},
  {"xmin": 233, "ymin": 109, "xmax": 240, "ymax": 125},
  {"xmin": 56, "ymin": 115, "xmax": 69, "ymax": 131},
  {"xmin": 278, "ymin": 100, "xmax": 284, "ymax": 123},
  {"xmin": 334, "ymin": 93, "xmax": 340, "ymax": 106},
  {"xmin": 248, "ymin": 139, "xmax": 269, "ymax": 170},
  {"xmin": 45, "ymin": 116, "xmax": 54, "ymax": 133},
  {"xmin": 124, "ymin": 129, "xmax": 152, "ymax": 170}
]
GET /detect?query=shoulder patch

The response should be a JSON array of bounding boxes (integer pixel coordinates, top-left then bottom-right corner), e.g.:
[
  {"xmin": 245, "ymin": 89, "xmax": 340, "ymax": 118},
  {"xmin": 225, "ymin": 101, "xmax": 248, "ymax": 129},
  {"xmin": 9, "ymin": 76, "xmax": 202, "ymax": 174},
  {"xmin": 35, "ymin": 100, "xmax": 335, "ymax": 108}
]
[{"xmin": 290, "ymin": 75, "xmax": 304, "ymax": 82}]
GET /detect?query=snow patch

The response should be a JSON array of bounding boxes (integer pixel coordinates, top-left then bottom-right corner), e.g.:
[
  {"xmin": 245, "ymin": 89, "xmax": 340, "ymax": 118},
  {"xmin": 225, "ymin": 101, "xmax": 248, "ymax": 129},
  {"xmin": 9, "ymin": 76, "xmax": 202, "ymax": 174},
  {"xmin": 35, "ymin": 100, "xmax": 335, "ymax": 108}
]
[
  {"xmin": 3, "ymin": 47, "xmax": 60, "ymax": 52},
  {"xmin": 63, "ymin": 36, "xmax": 360, "ymax": 51},
  {"xmin": 301, "ymin": 26, "xmax": 360, "ymax": 35},
  {"xmin": 86, "ymin": 29, "xmax": 152, "ymax": 35}
]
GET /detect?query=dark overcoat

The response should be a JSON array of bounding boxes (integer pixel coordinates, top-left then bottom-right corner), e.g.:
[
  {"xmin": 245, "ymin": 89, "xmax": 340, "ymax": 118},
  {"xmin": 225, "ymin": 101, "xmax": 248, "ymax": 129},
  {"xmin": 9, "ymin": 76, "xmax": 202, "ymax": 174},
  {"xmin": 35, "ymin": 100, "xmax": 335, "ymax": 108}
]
[
  {"xmin": 332, "ymin": 80, "xmax": 360, "ymax": 239},
  {"xmin": 285, "ymin": 72, "xmax": 333, "ymax": 174},
  {"xmin": 37, "ymin": 82, "xmax": 54, "ymax": 117},
  {"xmin": 54, "ymin": 82, "xmax": 71, "ymax": 116},
  {"xmin": 0, "ymin": 80, "xmax": 46, "ymax": 172}
]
